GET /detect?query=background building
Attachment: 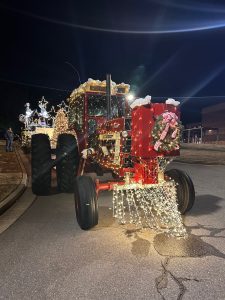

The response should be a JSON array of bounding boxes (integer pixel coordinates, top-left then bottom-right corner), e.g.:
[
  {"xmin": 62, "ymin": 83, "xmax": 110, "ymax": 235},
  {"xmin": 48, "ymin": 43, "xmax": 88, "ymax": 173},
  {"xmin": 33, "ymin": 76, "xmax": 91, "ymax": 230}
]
[
  {"xmin": 202, "ymin": 102, "xmax": 225, "ymax": 144},
  {"xmin": 183, "ymin": 101, "xmax": 225, "ymax": 144}
]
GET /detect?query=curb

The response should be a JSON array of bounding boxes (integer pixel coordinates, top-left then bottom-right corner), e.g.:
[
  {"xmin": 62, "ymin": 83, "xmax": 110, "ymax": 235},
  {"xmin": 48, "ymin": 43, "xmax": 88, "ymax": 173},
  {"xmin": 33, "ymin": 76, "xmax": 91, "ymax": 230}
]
[
  {"xmin": 181, "ymin": 143, "xmax": 225, "ymax": 152},
  {"xmin": 0, "ymin": 146, "xmax": 37, "ymax": 235},
  {"xmin": 0, "ymin": 147, "xmax": 28, "ymax": 214}
]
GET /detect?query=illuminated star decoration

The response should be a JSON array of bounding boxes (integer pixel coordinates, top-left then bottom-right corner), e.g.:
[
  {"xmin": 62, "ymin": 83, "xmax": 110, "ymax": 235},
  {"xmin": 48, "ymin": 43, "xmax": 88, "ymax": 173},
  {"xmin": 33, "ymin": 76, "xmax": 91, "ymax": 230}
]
[
  {"xmin": 57, "ymin": 100, "xmax": 69, "ymax": 114},
  {"xmin": 38, "ymin": 96, "xmax": 48, "ymax": 109},
  {"xmin": 38, "ymin": 96, "xmax": 50, "ymax": 119}
]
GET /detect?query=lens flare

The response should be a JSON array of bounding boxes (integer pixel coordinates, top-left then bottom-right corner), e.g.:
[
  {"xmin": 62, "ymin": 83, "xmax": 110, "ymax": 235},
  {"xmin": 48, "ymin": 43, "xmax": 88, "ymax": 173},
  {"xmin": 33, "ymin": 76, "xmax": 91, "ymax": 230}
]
[
  {"xmin": 140, "ymin": 51, "xmax": 180, "ymax": 93},
  {"xmin": 152, "ymin": 0, "xmax": 225, "ymax": 14},
  {"xmin": 180, "ymin": 65, "xmax": 225, "ymax": 106},
  {"xmin": 2, "ymin": 4, "xmax": 225, "ymax": 34}
]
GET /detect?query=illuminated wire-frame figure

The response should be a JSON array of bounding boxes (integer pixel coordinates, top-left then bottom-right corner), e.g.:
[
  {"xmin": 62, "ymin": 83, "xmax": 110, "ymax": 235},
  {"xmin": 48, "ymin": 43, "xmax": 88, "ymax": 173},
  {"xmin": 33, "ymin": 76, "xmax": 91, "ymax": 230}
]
[{"xmin": 19, "ymin": 102, "xmax": 34, "ymax": 129}]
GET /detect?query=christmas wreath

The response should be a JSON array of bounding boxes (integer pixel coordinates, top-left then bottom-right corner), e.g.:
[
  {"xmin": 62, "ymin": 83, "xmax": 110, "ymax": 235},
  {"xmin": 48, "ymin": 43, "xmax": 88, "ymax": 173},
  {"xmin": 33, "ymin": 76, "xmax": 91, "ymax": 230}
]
[{"xmin": 152, "ymin": 112, "xmax": 182, "ymax": 152}]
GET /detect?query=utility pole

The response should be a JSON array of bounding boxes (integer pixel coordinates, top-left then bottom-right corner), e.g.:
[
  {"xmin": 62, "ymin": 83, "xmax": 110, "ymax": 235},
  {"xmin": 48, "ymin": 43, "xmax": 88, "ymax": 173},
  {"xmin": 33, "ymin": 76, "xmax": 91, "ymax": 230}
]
[{"xmin": 106, "ymin": 74, "xmax": 111, "ymax": 120}]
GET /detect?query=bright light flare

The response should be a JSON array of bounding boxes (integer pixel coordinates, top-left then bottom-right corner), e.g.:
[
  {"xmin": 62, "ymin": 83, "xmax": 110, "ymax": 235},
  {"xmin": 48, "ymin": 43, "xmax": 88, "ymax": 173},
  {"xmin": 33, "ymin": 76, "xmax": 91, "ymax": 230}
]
[{"xmin": 126, "ymin": 93, "xmax": 135, "ymax": 102}]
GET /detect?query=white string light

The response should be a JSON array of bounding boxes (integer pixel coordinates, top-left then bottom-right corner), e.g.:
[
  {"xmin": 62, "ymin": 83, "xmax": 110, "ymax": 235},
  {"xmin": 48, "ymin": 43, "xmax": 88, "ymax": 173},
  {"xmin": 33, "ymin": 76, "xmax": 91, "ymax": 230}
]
[{"xmin": 112, "ymin": 180, "xmax": 187, "ymax": 238}]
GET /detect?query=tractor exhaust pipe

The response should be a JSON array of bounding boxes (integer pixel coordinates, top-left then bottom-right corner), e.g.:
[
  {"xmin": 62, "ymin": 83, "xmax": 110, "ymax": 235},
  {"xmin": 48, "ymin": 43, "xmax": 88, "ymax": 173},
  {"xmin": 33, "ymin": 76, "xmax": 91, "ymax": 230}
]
[{"xmin": 106, "ymin": 73, "xmax": 111, "ymax": 120}]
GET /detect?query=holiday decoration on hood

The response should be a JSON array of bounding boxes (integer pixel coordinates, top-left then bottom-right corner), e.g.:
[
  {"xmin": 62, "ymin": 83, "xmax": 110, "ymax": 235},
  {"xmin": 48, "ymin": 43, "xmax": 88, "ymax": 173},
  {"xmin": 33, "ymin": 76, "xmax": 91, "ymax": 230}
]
[
  {"xmin": 152, "ymin": 111, "xmax": 182, "ymax": 152},
  {"xmin": 68, "ymin": 78, "xmax": 130, "ymax": 105},
  {"xmin": 165, "ymin": 98, "xmax": 180, "ymax": 106},
  {"xmin": 130, "ymin": 95, "xmax": 151, "ymax": 109}
]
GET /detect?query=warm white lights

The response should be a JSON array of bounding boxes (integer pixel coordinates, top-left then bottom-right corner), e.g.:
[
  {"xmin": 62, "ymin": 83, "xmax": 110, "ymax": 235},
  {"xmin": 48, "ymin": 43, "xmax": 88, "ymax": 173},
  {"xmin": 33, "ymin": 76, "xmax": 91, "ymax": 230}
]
[
  {"xmin": 126, "ymin": 93, "xmax": 135, "ymax": 102},
  {"xmin": 112, "ymin": 180, "xmax": 187, "ymax": 238}
]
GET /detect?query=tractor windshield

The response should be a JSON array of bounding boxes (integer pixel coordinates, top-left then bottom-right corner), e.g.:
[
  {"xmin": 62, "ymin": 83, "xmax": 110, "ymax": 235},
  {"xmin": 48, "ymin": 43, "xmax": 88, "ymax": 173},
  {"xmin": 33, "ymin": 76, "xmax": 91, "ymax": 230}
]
[
  {"xmin": 88, "ymin": 95, "xmax": 107, "ymax": 116},
  {"xmin": 87, "ymin": 94, "xmax": 126, "ymax": 118}
]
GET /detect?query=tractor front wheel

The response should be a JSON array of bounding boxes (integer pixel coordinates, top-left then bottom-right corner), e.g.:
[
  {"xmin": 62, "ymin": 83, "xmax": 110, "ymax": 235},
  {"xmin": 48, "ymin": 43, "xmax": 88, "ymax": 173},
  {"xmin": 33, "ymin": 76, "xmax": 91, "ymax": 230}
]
[
  {"xmin": 165, "ymin": 168, "xmax": 195, "ymax": 214},
  {"xmin": 74, "ymin": 176, "xmax": 98, "ymax": 230}
]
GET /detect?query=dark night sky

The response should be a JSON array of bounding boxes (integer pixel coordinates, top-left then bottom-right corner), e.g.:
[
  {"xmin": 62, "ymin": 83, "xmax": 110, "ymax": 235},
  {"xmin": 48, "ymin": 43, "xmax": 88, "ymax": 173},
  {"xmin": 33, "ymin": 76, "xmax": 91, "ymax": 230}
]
[{"xmin": 1, "ymin": 0, "xmax": 225, "ymax": 129}]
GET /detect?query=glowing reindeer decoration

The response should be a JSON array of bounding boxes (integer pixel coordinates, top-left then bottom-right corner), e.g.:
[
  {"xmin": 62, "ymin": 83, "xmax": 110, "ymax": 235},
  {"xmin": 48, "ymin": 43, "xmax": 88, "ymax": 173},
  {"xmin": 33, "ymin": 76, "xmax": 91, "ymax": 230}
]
[{"xmin": 19, "ymin": 102, "xmax": 34, "ymax": 129}]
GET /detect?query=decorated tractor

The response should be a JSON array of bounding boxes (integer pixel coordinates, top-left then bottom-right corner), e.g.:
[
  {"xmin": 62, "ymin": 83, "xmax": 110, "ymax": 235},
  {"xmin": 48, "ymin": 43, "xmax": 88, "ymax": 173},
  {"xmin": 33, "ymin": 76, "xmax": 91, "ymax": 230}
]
[{"xmin": 31, "ymin": 76, "xmax": 195, "ymax": 237}]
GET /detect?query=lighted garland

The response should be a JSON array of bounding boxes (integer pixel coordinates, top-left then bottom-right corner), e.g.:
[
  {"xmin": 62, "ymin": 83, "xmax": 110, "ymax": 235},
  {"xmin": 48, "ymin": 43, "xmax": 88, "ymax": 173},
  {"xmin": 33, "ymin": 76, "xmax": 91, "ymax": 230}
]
[
  {"xmin": 112, "ymin": 181, "xmax": 187, "ymax": 238},
  {"xmin": 152, "ymin": 112, "xmax": 182, "ymax": 152}
]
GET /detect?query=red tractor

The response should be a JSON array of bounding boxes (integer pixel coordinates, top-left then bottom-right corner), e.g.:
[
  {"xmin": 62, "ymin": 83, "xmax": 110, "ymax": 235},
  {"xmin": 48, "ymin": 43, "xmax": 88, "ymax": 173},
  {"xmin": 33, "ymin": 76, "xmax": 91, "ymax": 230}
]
[{"xmin": 31, "ymin": 76, "xmax": 195, "ymax": 232}]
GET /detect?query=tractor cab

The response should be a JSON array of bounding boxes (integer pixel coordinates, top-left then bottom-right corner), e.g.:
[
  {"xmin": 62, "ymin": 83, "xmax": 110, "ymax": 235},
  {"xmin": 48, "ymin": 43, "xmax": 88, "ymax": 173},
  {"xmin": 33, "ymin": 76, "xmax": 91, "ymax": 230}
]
[{"xmin": 68, "ymin": 79, "xmax": 130, "ymax": 151}]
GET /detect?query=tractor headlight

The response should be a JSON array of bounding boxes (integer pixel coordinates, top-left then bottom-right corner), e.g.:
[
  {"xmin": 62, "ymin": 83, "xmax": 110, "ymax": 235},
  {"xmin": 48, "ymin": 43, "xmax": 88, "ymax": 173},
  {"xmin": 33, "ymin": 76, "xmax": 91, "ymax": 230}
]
[
  {"xmin": 126, "ymin": 93, "xmax": 135, "ymax": 102},
  {"xmin": 122, "ymin": 131, "xmax": 128, "ymax": 138}
]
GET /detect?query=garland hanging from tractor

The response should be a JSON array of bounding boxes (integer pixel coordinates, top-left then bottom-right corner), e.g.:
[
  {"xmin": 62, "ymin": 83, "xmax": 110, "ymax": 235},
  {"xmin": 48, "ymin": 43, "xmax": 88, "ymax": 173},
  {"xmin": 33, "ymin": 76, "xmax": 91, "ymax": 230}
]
[{"xmin": 152, "ymin": 111, "xmax": 182, "ymax": 152}]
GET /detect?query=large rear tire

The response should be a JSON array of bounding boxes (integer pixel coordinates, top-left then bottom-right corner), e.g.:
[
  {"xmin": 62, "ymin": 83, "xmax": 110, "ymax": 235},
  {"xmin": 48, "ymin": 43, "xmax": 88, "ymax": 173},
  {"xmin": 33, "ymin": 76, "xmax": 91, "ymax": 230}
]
[
  {"xmin": 31, "ymin": 134, "xmax": 51, "ymax": 195},
  {"xmin": 56, "ymin": 133, "xmax": 79, "ymax": 193},
  {"xmin": 74, "ymin": 176, "xmax": 98, "ymax": 230},
  {"xmin": 165, "ymin": 168, "xmax": 195, "ymax": 214}
]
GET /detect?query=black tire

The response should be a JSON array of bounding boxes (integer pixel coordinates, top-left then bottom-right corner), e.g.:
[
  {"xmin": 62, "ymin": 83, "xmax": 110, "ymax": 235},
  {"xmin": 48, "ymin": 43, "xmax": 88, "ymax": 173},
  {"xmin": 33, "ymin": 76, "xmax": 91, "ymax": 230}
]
[
  {"xmin": 74, "ymin": 176, "xmax": 98, "ymax": 230},
  {"xmin": 56, "ymin": 134, "xmax": 79, "ymax": 193},
  {"xmin": 182, "ymin": 172, "xmax": 195, "ymax": 212},
  {"xmin": 165, "ymin": 168, "xmax": 195, "ymax": 214},
  {"xmin": 31, "ymin": 134, "xmax": 51, "ymax": 195}
]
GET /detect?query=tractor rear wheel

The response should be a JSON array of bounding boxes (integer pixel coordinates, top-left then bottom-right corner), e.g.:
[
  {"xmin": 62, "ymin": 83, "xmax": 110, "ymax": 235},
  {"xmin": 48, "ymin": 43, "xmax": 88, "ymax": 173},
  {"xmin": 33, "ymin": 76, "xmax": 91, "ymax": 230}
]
[
  {"xmin": 74, "ymin": 176, "xmax": 98, "ymax": 230},
  {"xmin": 56, "ymin": 133, "xmax": 79, "ymax": 193},
  {"xmin": 165, "ymin": 168, "xmax": 195, "ymax": 214},
  {"xmin": 31, "ymin": 134, "xmax": 51, "ymax": 195}
]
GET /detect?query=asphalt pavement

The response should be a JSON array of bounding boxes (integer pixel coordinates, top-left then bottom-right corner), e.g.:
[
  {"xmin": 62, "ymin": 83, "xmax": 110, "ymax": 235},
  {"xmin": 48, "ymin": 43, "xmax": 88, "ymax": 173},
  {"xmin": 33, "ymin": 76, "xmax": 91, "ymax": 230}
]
[{"xmin": 0, "ymin": 163, "xmax": 225, "ymax": 299}]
